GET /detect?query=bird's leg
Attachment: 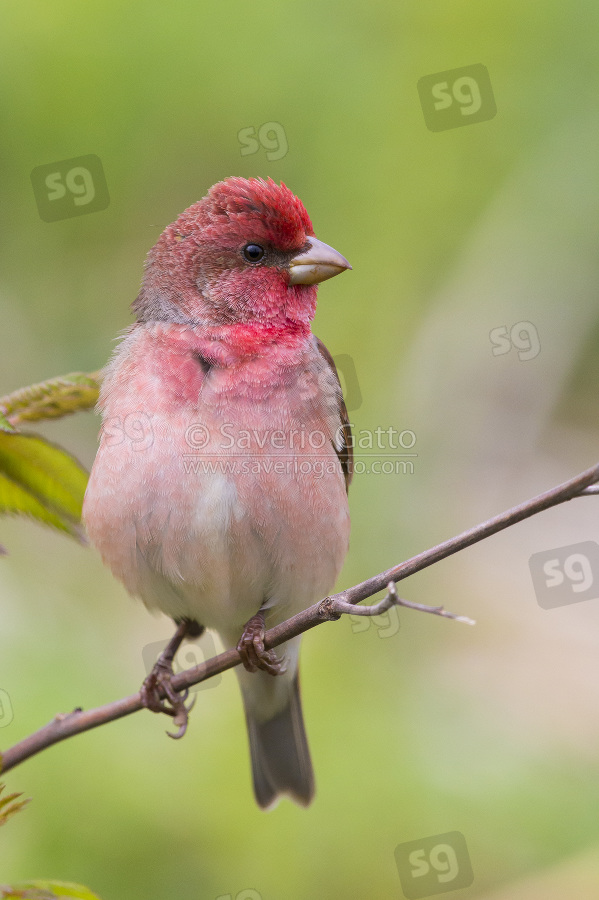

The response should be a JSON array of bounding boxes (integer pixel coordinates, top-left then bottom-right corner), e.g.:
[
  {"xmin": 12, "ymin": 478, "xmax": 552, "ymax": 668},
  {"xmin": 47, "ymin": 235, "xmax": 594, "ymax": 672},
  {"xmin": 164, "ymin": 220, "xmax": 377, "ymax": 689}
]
[
  {"xmin": 140, "ymin": 618, "xmax": 203, "ymax": 739},
  {"xmin": 237, "ymin": 611, "xmax": 287, "ymax": 676}
]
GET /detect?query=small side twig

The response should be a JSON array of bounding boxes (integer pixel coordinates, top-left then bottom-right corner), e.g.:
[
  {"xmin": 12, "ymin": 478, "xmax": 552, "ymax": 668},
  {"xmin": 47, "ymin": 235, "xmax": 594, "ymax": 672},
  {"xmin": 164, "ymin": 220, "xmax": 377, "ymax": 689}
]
[{"xmin": 331, "ymin": 580, "xmax": 476, "ymax": 625}]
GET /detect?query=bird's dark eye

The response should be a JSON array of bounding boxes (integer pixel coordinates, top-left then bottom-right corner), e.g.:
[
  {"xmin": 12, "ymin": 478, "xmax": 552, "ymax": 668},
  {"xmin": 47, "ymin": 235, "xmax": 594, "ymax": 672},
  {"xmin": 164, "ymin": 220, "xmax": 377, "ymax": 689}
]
[{"xmin": 243, "ymin": 243, "xmax": 265, "ymax": 262}]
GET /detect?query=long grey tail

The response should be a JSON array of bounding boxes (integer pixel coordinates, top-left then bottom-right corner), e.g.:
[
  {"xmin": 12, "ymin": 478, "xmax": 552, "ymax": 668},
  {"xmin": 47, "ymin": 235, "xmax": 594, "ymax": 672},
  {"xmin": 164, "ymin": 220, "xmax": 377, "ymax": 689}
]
[{"xmin": 244, "ymin": 672, "xmax": 315, "ymax": 809}]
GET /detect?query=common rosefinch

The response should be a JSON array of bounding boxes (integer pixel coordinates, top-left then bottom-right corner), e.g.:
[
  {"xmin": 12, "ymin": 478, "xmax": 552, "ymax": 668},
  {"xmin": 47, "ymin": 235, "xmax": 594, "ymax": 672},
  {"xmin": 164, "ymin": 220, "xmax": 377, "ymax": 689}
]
[{"xmin": 83, "ymin": 177, "xmax": 352, "ymax": 808}]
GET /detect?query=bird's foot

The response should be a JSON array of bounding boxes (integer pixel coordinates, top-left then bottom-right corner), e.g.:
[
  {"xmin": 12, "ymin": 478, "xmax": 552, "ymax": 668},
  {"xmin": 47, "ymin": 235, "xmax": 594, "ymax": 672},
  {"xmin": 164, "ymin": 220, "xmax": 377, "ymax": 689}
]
[
  {"xmin": 140, "ymin": 619, "xmax": 200, "ymax": 739},
  {"xmin": 140, "ymin": 659, "xmax": 196, "ymax": 739},
  {"xmin": 237, "ymin": 612, "xmax": 287, "ymax": 676}
]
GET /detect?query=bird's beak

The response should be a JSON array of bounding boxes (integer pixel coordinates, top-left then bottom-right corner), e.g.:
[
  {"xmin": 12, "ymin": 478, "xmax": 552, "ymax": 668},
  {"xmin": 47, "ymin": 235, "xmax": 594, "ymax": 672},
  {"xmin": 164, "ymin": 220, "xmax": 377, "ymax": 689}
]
[{"xmin": 288, "ymin": 237, "xmax": 352, "ymax": 285}]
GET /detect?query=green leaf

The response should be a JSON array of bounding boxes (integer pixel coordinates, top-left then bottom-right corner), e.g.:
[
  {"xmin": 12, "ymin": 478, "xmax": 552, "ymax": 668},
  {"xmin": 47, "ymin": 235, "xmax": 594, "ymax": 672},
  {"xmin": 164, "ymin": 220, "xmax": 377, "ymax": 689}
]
[
  {"xmin": 0, "ymin": 371, "xmax": 97, "ymax": 547},
  {"xmin": 0, "ymin": 372, "xmax": 100, "ymax": 428},
  {"xmin": 0, "ymin": 883, "xmax": 102, "ymax": 900},
  {"xmin": 0, "ymin": 782, "xmax": 30, "ymax": 827},
  {"xmin": 0, "ymin": 471, "xmax": 73, "ymax": 535},
  {"xmin": 0, "ymin": 432, "xmax": 89, "ymax": 540}
]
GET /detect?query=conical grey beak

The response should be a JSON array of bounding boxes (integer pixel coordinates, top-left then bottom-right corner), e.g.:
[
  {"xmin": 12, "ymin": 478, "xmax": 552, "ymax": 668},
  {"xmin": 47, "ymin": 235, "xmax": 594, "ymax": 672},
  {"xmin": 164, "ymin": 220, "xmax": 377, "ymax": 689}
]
[{"xmin": 288, "ymin": 237, "xmax": 352, "ymax": 285}]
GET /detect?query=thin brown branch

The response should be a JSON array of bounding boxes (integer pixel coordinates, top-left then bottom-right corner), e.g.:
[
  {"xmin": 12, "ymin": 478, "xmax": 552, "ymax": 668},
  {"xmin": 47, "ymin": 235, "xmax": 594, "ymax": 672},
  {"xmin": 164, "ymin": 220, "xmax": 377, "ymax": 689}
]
[
  {"xmin": 331, "ymin": 580, "xmax": 476, "ymax": 625},
  {"xmin": 2, "ymin": 460, "xmax": 598, "ymax": 776}
]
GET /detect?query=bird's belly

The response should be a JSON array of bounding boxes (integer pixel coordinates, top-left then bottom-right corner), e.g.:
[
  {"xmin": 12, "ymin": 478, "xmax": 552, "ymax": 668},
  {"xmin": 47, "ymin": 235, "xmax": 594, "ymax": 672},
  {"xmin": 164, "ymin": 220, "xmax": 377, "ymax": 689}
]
[{"xmin": 84, "ymin": 412, "xmax": 350, "ymax": 641}]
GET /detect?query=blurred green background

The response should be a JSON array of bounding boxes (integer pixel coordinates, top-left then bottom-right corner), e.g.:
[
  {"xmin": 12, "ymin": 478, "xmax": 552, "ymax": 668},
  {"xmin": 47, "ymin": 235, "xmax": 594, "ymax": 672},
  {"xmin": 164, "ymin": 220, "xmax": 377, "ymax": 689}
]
[{"xmin": 2, "ymin": 1, "xmax": 599, "ymax": 897}]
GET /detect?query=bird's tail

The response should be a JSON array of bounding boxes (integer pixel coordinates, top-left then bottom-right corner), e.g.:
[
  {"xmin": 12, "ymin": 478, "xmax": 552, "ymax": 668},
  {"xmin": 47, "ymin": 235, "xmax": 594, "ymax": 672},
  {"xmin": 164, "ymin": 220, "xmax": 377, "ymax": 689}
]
[{"xmin": 239, "ymin": 667, "xmax": 314, "ymax": 809}]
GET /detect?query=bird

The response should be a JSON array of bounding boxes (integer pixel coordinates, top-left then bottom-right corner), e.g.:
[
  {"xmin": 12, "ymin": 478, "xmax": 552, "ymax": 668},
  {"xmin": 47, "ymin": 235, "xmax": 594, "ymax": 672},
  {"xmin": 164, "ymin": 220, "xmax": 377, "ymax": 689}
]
[{"xmin": 83, "ymin": 176, "xmax": 353, "ymax": 808}]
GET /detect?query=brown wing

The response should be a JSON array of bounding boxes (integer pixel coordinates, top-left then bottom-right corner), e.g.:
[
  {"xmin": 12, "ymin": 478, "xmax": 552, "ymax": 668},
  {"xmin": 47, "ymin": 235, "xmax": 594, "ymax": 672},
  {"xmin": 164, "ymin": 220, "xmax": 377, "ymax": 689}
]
[{"xmin": 315, "ymin": 337, "xmax": 353, "ymax": 491}]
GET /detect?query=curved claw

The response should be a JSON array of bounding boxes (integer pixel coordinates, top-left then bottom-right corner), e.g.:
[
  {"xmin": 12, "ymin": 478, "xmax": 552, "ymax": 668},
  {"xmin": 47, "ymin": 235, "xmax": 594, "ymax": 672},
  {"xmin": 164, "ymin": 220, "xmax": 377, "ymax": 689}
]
[
  {"xmin": 237, "ymin": 612, "xmax": 287, "ymax": 676},
  {"xmin": 166, "ymin": 695, "xmax": 197, "ymax": 740},
  {"xmin": 141, "ymin": 659, "xmax": 196, "ymax": 738}
]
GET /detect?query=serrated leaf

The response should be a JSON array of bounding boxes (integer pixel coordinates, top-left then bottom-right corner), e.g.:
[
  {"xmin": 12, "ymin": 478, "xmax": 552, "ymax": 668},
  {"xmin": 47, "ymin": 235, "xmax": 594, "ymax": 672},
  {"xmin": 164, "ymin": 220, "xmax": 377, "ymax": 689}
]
[
  {"xmin": 0, "ymin": 883, "xmax": 102, "ymax": 900},
  {"xmin": 0, "ymin": 372, "xmax": 100, "ymax": 428},
  {"xmin": 0, "ymin": 782, "xmax": 30, "ymax": 827},
  {"xmin": 0, "ymin": 432, "xmax": 88, "ymax": 540}
]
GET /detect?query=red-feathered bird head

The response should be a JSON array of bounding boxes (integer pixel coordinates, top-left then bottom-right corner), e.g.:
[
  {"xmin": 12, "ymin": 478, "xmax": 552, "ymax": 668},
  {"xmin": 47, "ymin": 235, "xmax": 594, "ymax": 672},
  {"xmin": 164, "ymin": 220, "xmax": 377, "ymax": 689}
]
[{"xmin": 133, "ymin": 177, "xmax": 350, "ymax": 328}]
